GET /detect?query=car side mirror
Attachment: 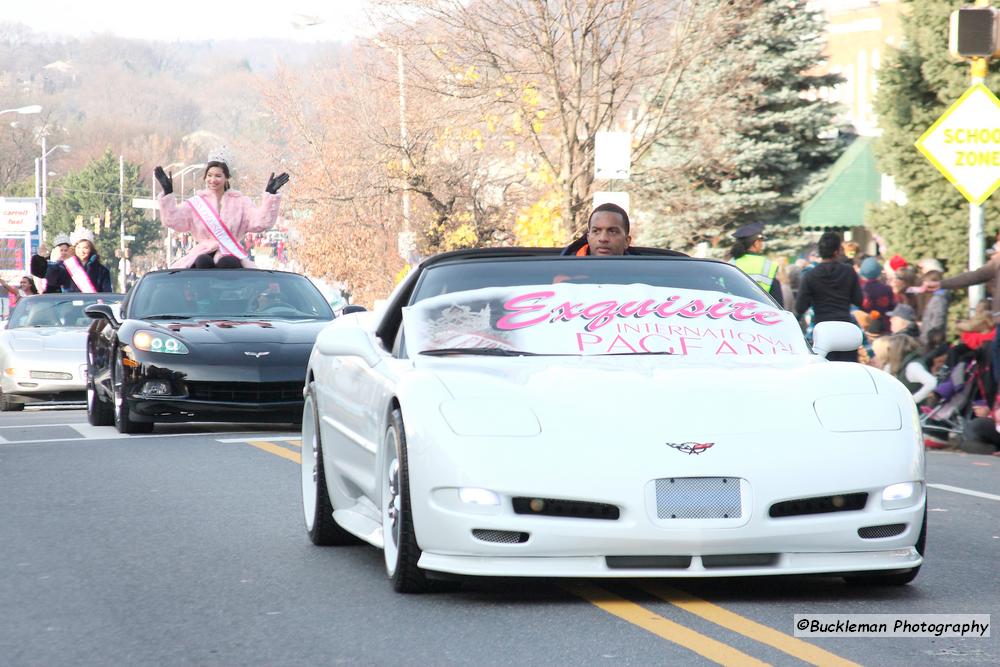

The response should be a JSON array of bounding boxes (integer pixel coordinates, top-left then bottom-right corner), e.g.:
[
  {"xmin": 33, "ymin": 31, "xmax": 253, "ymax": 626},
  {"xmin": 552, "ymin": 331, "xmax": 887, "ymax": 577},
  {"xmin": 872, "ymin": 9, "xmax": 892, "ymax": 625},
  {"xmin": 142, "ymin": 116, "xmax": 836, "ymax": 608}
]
[
  {"xmin": 812, "ymin": 321, "xmax": 863, "ymax": 358},
  {"xmin": 341, "ymin": 304, "xmax": 367, "ymax": 315},
  {"xmin": 316, "ymin": 325, "xmax": 381, "ymax": 366},
  {"xmin": 84, "ymin": 303, "xmax": 120, "ymax": 329}
]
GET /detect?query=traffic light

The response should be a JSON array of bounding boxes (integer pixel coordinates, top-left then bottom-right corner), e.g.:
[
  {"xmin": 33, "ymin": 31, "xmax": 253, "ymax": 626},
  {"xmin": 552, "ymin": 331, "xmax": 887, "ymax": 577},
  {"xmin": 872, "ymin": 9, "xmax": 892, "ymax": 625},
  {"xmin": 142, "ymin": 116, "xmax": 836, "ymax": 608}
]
[{"xmin": 950, "ymin": 7, "xmax": 1000, "ymax": 58}]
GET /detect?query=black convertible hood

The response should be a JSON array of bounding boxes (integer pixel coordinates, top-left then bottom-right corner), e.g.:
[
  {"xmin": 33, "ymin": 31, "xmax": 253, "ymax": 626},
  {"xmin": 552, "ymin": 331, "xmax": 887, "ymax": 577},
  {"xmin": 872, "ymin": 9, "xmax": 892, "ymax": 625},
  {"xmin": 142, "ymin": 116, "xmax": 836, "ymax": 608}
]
[{"xmin": 138, "ymin": 318, "xmax": 331, "ymax": 344}]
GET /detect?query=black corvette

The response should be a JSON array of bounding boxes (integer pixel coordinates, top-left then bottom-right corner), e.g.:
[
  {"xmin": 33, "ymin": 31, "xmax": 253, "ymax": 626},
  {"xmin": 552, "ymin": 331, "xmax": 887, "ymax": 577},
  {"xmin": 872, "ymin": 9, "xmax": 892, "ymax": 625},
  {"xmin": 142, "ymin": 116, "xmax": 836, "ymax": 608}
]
[{"xmin": 85, "ymin": 268, "xmax": 335, "ymax": 433}]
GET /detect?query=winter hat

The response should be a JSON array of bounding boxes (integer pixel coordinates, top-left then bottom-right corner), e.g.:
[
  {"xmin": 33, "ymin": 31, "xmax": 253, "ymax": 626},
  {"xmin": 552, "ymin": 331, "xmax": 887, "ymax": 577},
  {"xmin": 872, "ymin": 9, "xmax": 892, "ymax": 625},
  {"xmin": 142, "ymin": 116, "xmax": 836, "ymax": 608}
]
[
  {"xmin": 918, "ymin": 257, "xmax": 945, "ymax": 274},
  {"xmin": 887, "ymin": 303, "xmax": 917, "ymax": 322},
  {"xmin": 52, "ymin": 233, "xmax": 71, "ymax": 247},
  {"xmin": 888, "ymin": 254, "xmax": 908, "ymax": 272},
  {"xmin": 860, "ymin": 257, "xmax": 882, "ymax": 279},
  {"xmin": 70, "ymin": 228, "xmax": 95, "ymax": 245}
]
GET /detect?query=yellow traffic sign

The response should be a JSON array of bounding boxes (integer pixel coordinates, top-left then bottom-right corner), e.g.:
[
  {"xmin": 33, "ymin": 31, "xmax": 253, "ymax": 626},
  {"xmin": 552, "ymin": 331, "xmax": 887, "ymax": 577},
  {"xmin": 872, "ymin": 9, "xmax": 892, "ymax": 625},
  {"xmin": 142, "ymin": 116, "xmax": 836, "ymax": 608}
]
[{"xmin": 915, "ymin": 83, "xmax": 1000, "ymax": 205}]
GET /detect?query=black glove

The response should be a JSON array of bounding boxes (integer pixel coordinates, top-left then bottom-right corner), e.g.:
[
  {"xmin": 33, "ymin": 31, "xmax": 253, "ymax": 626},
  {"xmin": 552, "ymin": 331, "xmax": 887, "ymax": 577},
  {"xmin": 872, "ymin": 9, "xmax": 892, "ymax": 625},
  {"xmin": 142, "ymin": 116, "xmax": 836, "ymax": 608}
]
[
  {"xmin": 154, "ymin": 166, "xmax": 173, "ymax": 195},
  {"xmin": 265, "ymin": 172, "xmax": 289, "ymax": 194}
]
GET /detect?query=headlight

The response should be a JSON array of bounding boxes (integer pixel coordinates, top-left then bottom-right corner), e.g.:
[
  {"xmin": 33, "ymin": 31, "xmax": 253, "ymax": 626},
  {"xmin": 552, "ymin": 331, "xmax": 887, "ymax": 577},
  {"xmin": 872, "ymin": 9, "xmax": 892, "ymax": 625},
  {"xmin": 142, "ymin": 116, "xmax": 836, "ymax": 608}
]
[
  {"xmin": 881, "ymin": 482, "xmax": 923, "ymax": 510},
  {"xmin": 132, "ymin": 330, "xmax": 189, "ymax": 354}
]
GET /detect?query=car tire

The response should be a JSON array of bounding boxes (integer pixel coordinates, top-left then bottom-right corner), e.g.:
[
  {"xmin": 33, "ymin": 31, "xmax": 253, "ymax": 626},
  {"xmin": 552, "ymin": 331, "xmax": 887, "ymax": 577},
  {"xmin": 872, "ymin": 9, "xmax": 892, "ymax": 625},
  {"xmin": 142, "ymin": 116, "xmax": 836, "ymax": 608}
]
[
  {"xmin": 301, "ymin": 382, "xmax": 360, "ymax": 546},
  {"xmin": 113, "ymin": 351, "xmax": 153, "ymax": 435},
  {"xmin": 844, "ymin": 507, "xmax": 926, "ymax": 586},
  {"xmin": 0, "ymin": 389, "xmax": 24, "ymax": 412},
  {"xmin": 87, "ymin": 376, "xmax": 113, "ymax": 426},
  {"xmin": 382, "ymin": 408, "xmax": 435, "ymax": 593}
]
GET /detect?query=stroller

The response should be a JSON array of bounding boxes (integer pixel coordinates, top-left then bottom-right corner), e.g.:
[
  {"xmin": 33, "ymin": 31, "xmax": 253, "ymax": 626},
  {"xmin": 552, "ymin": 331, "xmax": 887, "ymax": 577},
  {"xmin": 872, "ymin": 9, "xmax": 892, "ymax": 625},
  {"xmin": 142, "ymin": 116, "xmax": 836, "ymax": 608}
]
[{"xmin": 920, "ymin": 345, "xmax": 992, "ymax": 441}]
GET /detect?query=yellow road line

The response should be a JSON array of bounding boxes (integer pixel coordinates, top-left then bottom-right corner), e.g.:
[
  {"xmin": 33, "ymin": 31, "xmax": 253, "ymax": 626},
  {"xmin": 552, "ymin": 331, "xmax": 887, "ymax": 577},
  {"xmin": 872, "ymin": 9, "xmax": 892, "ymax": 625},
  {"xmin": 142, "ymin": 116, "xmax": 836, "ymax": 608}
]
[
  {"xmin": 245, "ymin": 439, "xmax": 301, "ymax": 464},
  {"xmin": 562, "ymin": 582, "xmax": 770, "ymax": 666},
  {"xmin": 286, "ymin": 439, "xmax": 302, "ymax": 448},
  {"xmin": 642, "ymin": 583, "xmax": 860, "ymax": 667}
]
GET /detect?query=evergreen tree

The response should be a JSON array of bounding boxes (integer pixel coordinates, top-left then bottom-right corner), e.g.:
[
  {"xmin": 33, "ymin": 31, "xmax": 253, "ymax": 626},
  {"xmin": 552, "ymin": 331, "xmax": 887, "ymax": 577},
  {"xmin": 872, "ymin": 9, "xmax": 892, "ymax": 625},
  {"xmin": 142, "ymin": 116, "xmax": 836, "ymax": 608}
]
[
  {"xmin": 45, "ymin": 150, "xmax": 157, "ymax": 283},
  {"xmin": 634, "ymin": 0, "xmax": 845, "ymax": 254},
  {"xmin": 869, "ymin": 0, "xmax": 1000, "ymax": 280}
]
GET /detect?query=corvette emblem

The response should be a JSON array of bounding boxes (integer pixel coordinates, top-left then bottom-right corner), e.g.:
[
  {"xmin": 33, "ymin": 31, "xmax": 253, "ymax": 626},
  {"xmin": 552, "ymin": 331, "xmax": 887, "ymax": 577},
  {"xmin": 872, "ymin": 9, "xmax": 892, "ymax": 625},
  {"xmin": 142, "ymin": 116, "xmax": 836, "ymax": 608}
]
[
  {"xmin": 665, "ymin": 441, "xmax": 714, "ymax": 455},
  {"xmin": 244, "ymin": 351, "xmax": 270, "ymax": 358}
]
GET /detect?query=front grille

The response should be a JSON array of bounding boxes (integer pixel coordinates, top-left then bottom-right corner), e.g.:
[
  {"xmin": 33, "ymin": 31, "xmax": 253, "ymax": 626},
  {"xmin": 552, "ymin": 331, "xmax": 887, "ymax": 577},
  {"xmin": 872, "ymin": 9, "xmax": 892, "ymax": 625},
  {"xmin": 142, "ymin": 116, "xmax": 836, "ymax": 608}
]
[
  {"xmin": 512, "ymin": 497, "xmax": 620, "ymax": 520},
  {"xmin": 702, "ymin": 553, "xmax": 779, "ymax": 568},
  {"xmin": 769, "ymin": 493, "xmax": 868, "ymax": 518},
  {"xmin": 185, "ymin": 381, "xmax": 303, "ymax": 403},
  {"xmin": 471, "ymin": 529, "xmax": 529, "ymax": 544},
  {"xmin": 29, "ymin": 370, "xmax": 73, "ymax": 380},
  {"xmin": 654, "ymin": 477, "xmax": 742, "ymax": 519},
  {"xmin": 858, "ymin": 523, "xmax": 907, "ymax": 539}
]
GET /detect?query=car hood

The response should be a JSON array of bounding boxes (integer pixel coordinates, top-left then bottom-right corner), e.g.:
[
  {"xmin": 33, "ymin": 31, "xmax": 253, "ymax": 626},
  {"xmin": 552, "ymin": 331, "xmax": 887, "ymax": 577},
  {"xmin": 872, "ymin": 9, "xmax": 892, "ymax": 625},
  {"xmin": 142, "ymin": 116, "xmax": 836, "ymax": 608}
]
[
  {"xmin": 423, "ymin": 355, "xmax": 879, "ymax": 437},
  {"xmin": 135, "ymin": 318, "xmax": 332, "ymax": 345},
  {"xmin": 5, "ymin": 327, "xmax": 88, "ymax": 352}
]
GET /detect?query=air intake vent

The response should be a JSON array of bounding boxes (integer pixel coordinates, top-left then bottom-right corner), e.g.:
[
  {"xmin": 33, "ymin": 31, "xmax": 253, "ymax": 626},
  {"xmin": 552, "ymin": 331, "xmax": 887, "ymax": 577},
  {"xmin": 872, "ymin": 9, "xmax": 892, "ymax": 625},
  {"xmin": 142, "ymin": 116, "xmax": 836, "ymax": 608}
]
[
  {"xmin": 512, "ymin": 497, "xmax": 620, "ymax": 520},
  {"xmin": 769, "ymin": 492, "xmax": 868, "ymax": 518},
  {"xmin": 858, "ymin": 523, "xmax": 907, "ymax": 539},
  {"xmin": 471, "ymin": 529, "xmax": 529, "ymax": 544},
  {"xmin": 702, "ymin": 553, "xmax": 779, "ymax": 568},
  {"xmin": 606, "ymin": 556, "xmax": 692, "ymax": 569}
]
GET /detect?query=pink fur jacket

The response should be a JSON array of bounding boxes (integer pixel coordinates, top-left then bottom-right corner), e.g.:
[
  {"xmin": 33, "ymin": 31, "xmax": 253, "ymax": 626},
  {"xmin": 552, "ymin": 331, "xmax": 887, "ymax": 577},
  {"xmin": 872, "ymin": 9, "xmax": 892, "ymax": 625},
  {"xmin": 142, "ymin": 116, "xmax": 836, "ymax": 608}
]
[{"xmin": 158, "ymin": 189, "xmax": 281, "ymax": 268}]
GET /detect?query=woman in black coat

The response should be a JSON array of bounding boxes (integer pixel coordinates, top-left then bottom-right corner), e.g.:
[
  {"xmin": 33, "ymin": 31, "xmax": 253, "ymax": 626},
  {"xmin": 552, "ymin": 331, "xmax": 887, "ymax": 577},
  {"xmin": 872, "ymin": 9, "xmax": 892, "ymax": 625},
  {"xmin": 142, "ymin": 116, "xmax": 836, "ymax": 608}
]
[{"xmin": 47, "ymin": 236, "xmax": 113, "ymax": 293}]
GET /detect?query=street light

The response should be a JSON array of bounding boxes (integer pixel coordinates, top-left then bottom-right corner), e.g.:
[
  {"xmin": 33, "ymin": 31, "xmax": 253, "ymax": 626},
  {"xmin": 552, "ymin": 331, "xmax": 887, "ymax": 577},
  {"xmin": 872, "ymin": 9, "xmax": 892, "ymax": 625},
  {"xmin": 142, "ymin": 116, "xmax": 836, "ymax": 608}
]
[
  {"xmin": 37, "ymin": 138, "xmax": 70, "ymax": 241},
  {"xmin": 0, "ymin": 105, "xmax": 42, "ymax": 116}
]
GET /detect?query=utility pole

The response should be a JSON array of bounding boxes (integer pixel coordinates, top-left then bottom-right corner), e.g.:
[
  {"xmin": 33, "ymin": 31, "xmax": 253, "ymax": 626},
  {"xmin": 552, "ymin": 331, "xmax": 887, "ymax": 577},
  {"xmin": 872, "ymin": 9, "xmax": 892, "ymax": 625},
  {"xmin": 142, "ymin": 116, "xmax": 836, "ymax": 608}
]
[
  {"xmin": 967, "ymin": 0, "xmax": 991, "ymax": 310},
  {"xmin": 119, "ymin": 155, "xmax": 125, "ymax": 292}
]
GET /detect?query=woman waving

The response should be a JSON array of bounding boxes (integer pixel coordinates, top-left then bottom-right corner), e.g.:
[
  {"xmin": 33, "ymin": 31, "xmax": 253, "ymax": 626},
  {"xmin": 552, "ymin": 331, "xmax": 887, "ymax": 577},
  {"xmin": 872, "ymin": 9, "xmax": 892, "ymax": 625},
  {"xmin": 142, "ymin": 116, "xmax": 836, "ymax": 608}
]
[{"xmin": 155, "ymin": 148, "xmax": 288, "ymax": 268}]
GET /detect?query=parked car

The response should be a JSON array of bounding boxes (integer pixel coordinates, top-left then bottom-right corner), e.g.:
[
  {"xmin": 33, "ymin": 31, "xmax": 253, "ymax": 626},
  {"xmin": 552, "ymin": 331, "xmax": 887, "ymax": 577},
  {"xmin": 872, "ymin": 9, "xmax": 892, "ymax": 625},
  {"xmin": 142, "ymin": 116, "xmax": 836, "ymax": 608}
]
[
  {"xmin": 85, "ymin": 268, "xmax": 334, "ymax": 433},
  {"xmin": 0, "ymin": 293, "xmax": 121, "ymax": 411},
  {"xmin": 301, "ymin": 247, "xmax": 925, "ymax": 593}
]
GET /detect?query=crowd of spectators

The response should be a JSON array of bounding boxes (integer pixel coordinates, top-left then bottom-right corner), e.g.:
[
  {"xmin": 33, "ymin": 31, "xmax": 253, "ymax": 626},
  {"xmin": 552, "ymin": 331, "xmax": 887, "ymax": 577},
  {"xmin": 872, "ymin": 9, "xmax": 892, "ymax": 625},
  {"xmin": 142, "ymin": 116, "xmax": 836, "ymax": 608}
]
[{"xmin": 786, "ymin": 232, "xmax": 999, "ymax": 456}]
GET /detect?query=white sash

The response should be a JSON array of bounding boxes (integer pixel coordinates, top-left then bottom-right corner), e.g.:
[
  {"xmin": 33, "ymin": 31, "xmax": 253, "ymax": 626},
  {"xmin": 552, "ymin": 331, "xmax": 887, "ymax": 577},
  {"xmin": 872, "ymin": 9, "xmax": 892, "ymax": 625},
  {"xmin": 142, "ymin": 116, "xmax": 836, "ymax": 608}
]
[
  {"xmin": 185, "ymin": 195, "xmax": 248, "ymax": 259},
  {"xmin": 64, "ymin": 256, "xmax": 97, "ymax": 293}
]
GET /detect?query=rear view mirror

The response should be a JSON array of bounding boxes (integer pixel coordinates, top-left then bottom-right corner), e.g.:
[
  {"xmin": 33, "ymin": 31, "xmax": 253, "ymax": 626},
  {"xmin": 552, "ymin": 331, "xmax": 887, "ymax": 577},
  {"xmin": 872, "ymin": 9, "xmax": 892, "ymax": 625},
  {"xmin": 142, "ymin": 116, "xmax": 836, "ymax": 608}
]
[
  {"xmin": 812, "ymin": 321, "xmax": 863, "ymax": 358},
  {"xmin": 84, "ymin": 303, "xmax": 120, "ymax": 328},
  {"xmin": 342, "ymin": 305, "xmax": 367, "ymax": 315},
  {"xmin": 316, "ymin": 326, "xmax": 381, "ymax": 366}
]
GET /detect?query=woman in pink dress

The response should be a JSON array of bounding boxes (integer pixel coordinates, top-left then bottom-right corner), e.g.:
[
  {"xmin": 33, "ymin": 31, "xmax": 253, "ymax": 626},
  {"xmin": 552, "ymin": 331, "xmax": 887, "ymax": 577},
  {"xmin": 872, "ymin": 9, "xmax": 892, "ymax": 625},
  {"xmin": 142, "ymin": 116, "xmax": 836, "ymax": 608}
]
[{"xmin": 154, "ymin": 153, "xmax": 288, "ymax": 268}]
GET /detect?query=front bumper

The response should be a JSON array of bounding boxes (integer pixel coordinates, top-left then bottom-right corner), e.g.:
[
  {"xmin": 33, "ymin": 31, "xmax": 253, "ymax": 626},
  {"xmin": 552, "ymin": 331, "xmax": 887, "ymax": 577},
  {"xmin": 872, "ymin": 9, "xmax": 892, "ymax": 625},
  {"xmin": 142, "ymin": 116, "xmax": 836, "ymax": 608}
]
[
  {"xmin": 129, "ymin": 397, "xmax": 302, "ymax": 423},
  {"xmin": 1, "ymin": 369, "xmax": 86, "ymax": 404},
  {"xmin": 419, "ymin": 549, "xmax": 922, "ymax": 578}
]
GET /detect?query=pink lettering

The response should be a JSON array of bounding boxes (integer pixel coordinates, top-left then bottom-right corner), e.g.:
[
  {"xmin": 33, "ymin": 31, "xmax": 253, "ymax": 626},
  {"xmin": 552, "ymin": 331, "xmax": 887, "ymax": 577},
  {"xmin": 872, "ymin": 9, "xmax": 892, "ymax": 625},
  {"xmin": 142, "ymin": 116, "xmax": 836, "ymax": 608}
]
[
  {"xmin": 606, "ymin": 335, "xmax": 638, "ymax": 353},
  {"xmin": 576, "ymin": 332, "xmax": 602, "ymax": 352},
  {"xmin": 497, "ymin": 291, "xmax": 555, "ymax": 330}
]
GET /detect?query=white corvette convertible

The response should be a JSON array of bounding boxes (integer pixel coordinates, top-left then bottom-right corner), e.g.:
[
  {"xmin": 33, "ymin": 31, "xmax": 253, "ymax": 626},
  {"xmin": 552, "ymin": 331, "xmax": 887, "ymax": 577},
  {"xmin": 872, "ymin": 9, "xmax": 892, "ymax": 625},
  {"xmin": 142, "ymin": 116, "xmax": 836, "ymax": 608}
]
[{"xmin": 301, "ymin": 248, "xmax": 925, "ymax": 593}]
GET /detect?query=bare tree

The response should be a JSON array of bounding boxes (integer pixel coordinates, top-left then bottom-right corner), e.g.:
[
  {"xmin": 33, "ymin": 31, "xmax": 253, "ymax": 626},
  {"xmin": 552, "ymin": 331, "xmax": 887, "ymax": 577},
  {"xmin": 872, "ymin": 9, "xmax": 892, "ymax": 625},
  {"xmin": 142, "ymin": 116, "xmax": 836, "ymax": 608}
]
[{"xmin": 372, "ymin": 0, "xmax": 753, "ymax": 233}]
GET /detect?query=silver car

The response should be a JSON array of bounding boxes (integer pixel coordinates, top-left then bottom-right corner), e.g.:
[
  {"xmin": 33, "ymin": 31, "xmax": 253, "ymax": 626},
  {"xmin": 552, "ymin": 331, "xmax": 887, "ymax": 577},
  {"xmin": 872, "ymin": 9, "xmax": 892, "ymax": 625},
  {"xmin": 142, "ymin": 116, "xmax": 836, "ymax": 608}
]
[{"xmin": 0, "ymin": 293, "xmax": 121, "ymax": 411}]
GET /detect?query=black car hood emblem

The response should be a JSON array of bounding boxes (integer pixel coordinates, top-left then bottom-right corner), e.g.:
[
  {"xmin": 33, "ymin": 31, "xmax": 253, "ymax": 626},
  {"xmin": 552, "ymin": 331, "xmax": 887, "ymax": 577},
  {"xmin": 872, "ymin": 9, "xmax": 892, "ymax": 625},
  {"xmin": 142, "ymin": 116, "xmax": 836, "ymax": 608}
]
[{"xmin": 665, "ymin": 441, "xmax": 714, "ymax": 455}]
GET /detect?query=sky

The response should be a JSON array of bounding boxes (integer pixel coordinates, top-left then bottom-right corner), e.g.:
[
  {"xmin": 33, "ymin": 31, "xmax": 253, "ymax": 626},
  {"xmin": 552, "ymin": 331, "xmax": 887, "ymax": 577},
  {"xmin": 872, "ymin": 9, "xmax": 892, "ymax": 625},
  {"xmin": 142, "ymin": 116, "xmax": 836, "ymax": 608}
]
[{"xmin": 3, "ymin": 0, "xmax": 375, "ymax": 42}]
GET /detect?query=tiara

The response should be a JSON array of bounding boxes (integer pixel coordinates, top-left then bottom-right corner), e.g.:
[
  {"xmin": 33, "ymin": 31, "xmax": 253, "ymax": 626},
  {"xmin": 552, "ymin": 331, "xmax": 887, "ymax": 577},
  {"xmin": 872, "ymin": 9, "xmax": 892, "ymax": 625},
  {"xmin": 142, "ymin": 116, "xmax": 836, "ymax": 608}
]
[{"xmin": 206, "ymin": 144, "xmax": 232, "ymax": 166}]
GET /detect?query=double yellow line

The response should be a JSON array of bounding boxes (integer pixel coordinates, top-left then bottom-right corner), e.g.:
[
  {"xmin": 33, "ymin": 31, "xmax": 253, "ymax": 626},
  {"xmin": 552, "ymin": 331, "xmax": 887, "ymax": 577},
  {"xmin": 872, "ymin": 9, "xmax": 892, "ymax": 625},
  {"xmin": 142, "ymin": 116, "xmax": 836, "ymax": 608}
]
[
  {"xmin": 243, "ymin": 437, "xmax": 858, "ymax": 666},
  {"xmin": 565, "ymin": 582, "xmax": 859, "ymax": 666}
]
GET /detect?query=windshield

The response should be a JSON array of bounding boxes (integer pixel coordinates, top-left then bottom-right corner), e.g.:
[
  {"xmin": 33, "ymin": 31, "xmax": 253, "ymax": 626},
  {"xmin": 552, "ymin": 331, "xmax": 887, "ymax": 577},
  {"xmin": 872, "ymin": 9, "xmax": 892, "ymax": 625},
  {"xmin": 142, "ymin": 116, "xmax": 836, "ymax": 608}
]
[
  {"xmin": 129, "ymin": 271, "xmax": 334, "ymax": 321},
  {"xmin": 402, "ymin": 283, "xmax": 807, "ymax": 359},
  {"xmin": 8, "ymin": 295, "xmax": 121, "ymax": 329},
  {"xmin": 411, "ymin": 257, "xmax": 772, "ymax": 305}
]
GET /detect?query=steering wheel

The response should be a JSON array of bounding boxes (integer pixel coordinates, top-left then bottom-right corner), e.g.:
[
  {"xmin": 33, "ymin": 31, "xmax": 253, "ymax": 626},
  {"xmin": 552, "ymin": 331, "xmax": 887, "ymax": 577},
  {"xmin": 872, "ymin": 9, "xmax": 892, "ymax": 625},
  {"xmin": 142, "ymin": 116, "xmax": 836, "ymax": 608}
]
[{"xmin": 257, "ymin": 305, "xmax": 301, "ymax": 316}]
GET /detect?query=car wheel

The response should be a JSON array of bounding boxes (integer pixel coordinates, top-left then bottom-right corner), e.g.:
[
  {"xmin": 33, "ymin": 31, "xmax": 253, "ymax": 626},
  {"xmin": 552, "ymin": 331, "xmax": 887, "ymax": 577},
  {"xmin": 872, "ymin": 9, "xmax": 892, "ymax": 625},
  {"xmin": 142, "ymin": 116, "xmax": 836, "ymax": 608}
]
[
  {"xmin": 844, "ymin": 507, "xmax": 926, "ymax": 586},
  {"xmin": 382, "ymin": 408, "xmax": 434, "ymax": 593},
  {"xmin": 113, "ymin": 351, "xmax": 153, "ymax": 435},
  {"xmin": 0, "ymin": 389, "xmax": 24, "ymax": 412},
  {"xmin": 87, "ymin": 376, "xmax": 113, "ymax": 426},
  {"xmin": 301, "ymin": 381, "xmax": 360, "ymax": 546}
]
